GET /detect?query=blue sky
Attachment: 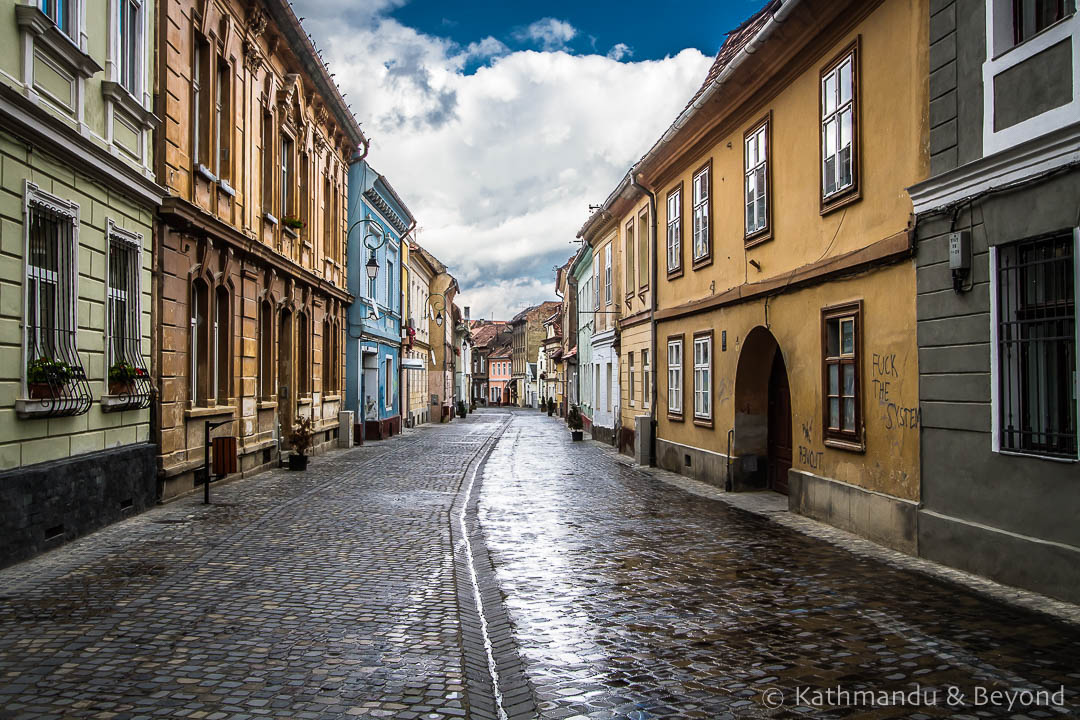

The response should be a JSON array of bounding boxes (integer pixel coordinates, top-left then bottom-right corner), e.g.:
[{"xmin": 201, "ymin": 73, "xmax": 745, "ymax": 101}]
[
  {"xmin": 391, "ymin": 1, "xmax": 763, "ymax": 68},
  {"xmin": 293, "ymin": 0, "xmax": 762, "ymax": 319}
]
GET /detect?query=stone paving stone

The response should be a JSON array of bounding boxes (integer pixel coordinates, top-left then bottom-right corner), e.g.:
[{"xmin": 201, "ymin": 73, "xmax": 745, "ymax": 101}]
[
  {"xmin": 0, "ymin": 415, "xmax": 508, "ymax": 719},
  {"xmin": 480, "ymin": 412, "xmax": 1080, "ymax": 719}
]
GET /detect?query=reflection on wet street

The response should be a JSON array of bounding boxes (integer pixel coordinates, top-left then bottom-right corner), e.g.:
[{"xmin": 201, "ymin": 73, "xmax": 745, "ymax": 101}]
[{"xmin": 480, "ymin": 411, "xmax": 1080, "ymax": 719}]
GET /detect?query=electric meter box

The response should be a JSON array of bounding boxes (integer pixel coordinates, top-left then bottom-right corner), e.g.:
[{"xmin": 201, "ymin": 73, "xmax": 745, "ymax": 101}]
[{"xmin": 948, "ymin": 231, "xmax": 971, "ymax": 272}]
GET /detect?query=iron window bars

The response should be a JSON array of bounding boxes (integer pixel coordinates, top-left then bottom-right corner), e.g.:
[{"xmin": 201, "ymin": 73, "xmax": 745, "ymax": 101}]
[
  {"xmin": 21, "ymin": 183, "xmax": 91, "ymax": 418},
  {"xmin": 105, "ymin": 221, "xmax": 151, "ymax": 411},
  {"xmin": 997, "ymin": 231, "xmax": 1077, "ymax": 458}
]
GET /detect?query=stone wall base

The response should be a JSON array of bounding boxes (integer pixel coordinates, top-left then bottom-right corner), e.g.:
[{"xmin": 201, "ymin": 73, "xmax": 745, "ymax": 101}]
[
  {"xmin": 0, "ymin": 443, "xmax": 157, "ymax": 569},
  {"xmin": 591, "ymin": 424, "xmax": 616, "ymax": 446},
  {"xmin": 656, "ymin": 439, "xmax": 731, "ymax": 490},
  {"xmin": 918, "ymin": 510, "xmax": 1080, "ymax": 605},
  {"xmin": 788, "ymin": 469, "xmax": 918, "ymax": 554}
]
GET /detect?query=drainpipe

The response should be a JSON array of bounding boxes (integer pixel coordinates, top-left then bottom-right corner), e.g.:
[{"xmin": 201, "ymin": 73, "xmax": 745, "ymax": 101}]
[
  {"xmin": 400, "ymin": 218, "xmax": 415, "ymax": 430},
  {"xmin": 630, "ymin": 169, "xmax": 657, "ymax": 467}
]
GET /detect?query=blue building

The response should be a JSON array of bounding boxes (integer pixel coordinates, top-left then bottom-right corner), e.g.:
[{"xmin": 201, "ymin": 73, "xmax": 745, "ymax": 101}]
[{"xmin": 346, "ymin": 157, "xmax": 415, "ymax": 442}]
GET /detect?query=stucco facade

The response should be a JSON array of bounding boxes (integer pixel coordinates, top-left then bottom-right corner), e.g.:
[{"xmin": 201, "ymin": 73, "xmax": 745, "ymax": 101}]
[
  {"xmin": 571, "ymin": 245, "xmax": 594, "ymax": 427},
  {"xmin": 908, "ymin": 0, "xmax": 1080, "ymax": 602},
  {"xmin": 0, "ymin": 0, "xmax": 165, "ymax": 563},
  {"xmin": 634, "ymin": 0, "xmax": 929, "ymax": 552},
  {"xmin": 404, "ymin": 241, "xmax": 432, "ymax": 425},
  {"xmin": 152, "ymin": 0, "xmax": 358, "ymax": 498}
]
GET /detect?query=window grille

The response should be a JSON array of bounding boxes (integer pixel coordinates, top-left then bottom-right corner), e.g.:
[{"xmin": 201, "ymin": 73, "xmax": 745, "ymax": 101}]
[
  {"xmin": 105, "ymin": 223, "xmax": 151, "ymax": 410},
  {"xmin": 22, "ymin": 185, "xmax": 91, "ymax": 417},
  {"xmin": 997, "ymin": 232, "xmax": 1077, "ymax": 458}
]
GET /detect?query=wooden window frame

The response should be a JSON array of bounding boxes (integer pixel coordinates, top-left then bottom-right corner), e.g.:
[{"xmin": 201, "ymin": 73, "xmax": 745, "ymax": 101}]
[
  {"xmin": 821, "ymin": 300, "xmax": 864, "ymax": 450},
  {"xmin": 637, "ymin": 207, "xmax": 649, "ymax": 291},
  {"xmin": 213, "ymin": 286, "xmax": 231, "ymax": 403},
  {"xmin": 624, "ymin": 218, "xmax": 635, "ymax": 305},
  {"xmin": 744, "ymin": 112, "xmax": 773, "ymax": 247},
  {"xmin": 691, "ymin": 161, "xmax": 713, "ymax": 269},
  {"xmin": 604, "ymin": 242, "xmax": 613, "ymax": 306},
  {"xmin": 258, "ymin": 299, "xmax": 274, "ymax": 400},
  {"xmin": 214, "ymin": 57, "xmax": 231, "ymax": 182},
  {"xmin": 819, "ymin": 38, "xmax": 861, "ymax": 215},
  {"xmin": 666, "ymin": 183, "xmax": 684, "ymax": 279},
  {"xmin": 693, "ymin": 330, "xmax": 714, "ymax": 427},
  {"xmin": 642, "ymin": 348, "xmax": 651, "ymax": 409},
  {"xmin": 118, "ymin": 0, "xmax": 142, "ymax": 96},
  {"xmin": 627, "ymin": 351, "xmax": 635, "ymax": 408},
  {"xmin": 667, "ymin": 334, "xmax": 684, "ymax": 421},
  {"xmin": 279, "ymin": 130, "xmax": 295, "ymax": 223},
  {"xmin": 192, "ymin": 33, "xmax": 212, "ymax": 172},
  {"xmin": 1012, "ymin": 0, "xmax": 1073, "ymax": 45}
]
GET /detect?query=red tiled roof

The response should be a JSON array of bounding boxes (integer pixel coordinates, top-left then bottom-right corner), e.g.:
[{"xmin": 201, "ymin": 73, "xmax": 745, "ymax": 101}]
[{"xmin": 683, "ymin": 1, "xmax": 779, "ymax": 111}]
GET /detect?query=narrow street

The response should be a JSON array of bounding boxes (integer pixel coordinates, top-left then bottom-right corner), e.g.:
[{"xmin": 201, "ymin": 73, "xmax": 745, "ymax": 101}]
[{"xmin": 1, "ymin": 409, "xmax": 1079, "ymax": 719}]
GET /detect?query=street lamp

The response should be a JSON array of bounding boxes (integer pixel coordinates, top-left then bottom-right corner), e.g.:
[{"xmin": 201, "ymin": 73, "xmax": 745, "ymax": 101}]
[
  {"xmin": 428, "ymin": 292, "xmax": 447, "ymax": 327},
  {"xmin": 365, "ymin": 250, "xmax": 379, "ymax": 281}
]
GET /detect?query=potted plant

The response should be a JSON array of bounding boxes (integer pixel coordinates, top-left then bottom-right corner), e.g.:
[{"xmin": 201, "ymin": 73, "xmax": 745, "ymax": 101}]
[
  {"xmin": 567, "ymin": 405, "xmax": 584, "ymax": 441},
  {"xmin": 547, "ymin": 397, "xmax": 555, "ymax": 416},
  {"xmin": 287, "ymin": 415, "xmax": 313, "ymax": 470},
  {"xmin": 281, "ymin": 215, "xmax": 305, "ymax": 230},
  {"xmin": 457, "ymin": 399, "xmax": 467, "ymax": 418},
  {"xmin": 108, "ymin": 360, "xmax": 145, "ymax": 396},
  {"xmin": 26, "ymin": 357, "xmax": 73, "ymax": 399}
]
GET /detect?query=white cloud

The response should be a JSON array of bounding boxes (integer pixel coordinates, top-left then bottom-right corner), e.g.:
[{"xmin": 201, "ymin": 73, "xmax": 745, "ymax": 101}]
[
  {"xmin": 513, "ymin": 18, "xmax": 578, "ymax": 52},
  {"xmin": 606, "ymin": 43, "xmax": 633, "ymax": 61},
  {"xmin": 291, "ymin": 3, "xmax": 712, "ymax": 319}
]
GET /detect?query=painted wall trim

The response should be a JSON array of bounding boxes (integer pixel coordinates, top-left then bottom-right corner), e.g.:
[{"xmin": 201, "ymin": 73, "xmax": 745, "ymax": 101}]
[{"xmin": 909, "ymin": 121, "xmax": 1080, "ymax": 214}]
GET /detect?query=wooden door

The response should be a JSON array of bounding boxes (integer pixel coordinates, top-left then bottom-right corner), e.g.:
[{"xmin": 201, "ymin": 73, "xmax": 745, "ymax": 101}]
[{"xmin": 767, "ymin": 349, "xmax": 792, "ymax": 495}]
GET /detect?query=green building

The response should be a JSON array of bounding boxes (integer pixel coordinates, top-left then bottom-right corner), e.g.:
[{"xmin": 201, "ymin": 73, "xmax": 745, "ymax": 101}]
[{"xmin": 0, "ymin": 0, "xmax": 165, "ymax": 566}]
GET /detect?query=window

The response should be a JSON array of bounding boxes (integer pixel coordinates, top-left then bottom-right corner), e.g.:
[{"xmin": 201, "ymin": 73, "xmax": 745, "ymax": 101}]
[
  {"xmin": 40, "ymin": 0, "xmax": 75, "ymax": 39},
  {"xmin": 323, "ymin": 178, "xmax": 333, "ymax": 260},
  {"xmin": 995, "ymin": 232, "xmax": 1077, "ymax": 458},
  {"xmin": 692, "ymin": 164, "xmax": 710, "ymax": 264},
  {"xmin": 821, "ymin": 45, "xmax": 858, "ymax": 207},
  {"xmin": 118, "ymin": 0, "xmax": 141, "ymax": 94},
  {"xmin": 296, "ymin": 312, "xmax": 309, "ymax": 396},
  {"xmin": 606, "ymin": 362, "xmax": 612, "ymax": 413},
  {"xmin": 280, "ymin": 135, "xmax": 294, "ymax": 220},
  {"xmin": 191, "ymin": 280, "xmax": 209, "ymax": 405},
  {"xmin": 745, "ymin": 116, "xmax": 770, "ymax": 241},
  {"xmin": 627, "ymin": 352, "xmax": 635, "ymax": 407},
  {"xmin": 106, "ymin": 222, "xmax": 149, "ymax": 407},
  {"xmin": 625, "ymin": 220, "xmax": 635, "ymax": 296},
  {"xmin": 642, "ymin": 349, "xmax": 651, "ymax": 409},
  {"xmin": 193, "ymin": 37, "xmax": 211, "ymax": 169},
  {"xmin": 386, "ymin": 356, "xmax": 394, "ymax": 410},
  {"xmin": 604, "ymin": 243, "xmax": 612, "ymax": 305},
  {"xmin": 215, "ymin": 60, "xmax": 230, "ymax": 180},
  {"xmin": 822, "ymin": 302, "xmax": 862, "ymax": 445},
  {"xmin": 261, "ymin": 111, "xmax": 274, "ymax": 214},
  {"xmin": 666, "ymin": 186, "xmax": 682, "ymax": 274},
  {"xmin": 693, "ymin": 333, "xmax": 712, "ymax": 423},
  {"xmin": 1014, "ymin": 0, "xmax": 1075, "ymax": 43},
  {"xmin": 637, "ymin": 209, "xmax": 649, "ymax": 289},
  {"xmin": 23, "ymin": 185, "xmax": 90, "ymax": 416},
  {"xmin": 386, "ymin": 258, "xmax": 394, "ymax": 306},
  {"xmin": 593, "ymin": 256, "xmax": 600, "ymax": 310},
  {"xmin": 214, "ymin": 287, "xmax": 230, "ymax": 402},
  {"xmin": 259, "ymin": 300, "xmax": 273, "ymax": 400},
  {"xmin": 667, "ymin": 338, "xmax": 683, "ymax": 417},
  {"xmin": 595, "ymin": 364, "xmax": 601, "ymax": 409}
]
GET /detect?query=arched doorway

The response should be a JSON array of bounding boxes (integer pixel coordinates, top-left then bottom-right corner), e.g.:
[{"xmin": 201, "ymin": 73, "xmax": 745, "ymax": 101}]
[{"xmin": 734, "ymin": 326, "xmax": 792, "ymax": 495}]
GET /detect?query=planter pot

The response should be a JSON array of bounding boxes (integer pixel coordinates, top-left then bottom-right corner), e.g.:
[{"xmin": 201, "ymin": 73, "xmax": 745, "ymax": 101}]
[
  {"xmin": 109, "ymin": 381, "xmax": 135, "ymax": 396},
  {"xmin": 571, "ymin": 430, "xmax": 584, "ymax": 441},
  {"xmin": 457, "ymin": 410, "xmax": 466, "ymax": 418},
  {"xmin": 28, "ymin": 382, "xmax": 57, "ymax": 399},
  {"xmin": 288, "ymin": 453, "xmax": 309, "ymax": 471}
]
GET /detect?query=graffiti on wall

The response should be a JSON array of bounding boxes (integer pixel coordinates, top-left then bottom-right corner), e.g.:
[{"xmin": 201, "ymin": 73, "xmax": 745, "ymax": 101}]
[{"xmin": 872, "ymin": 352, "xmax": 919, "ymax": 432}]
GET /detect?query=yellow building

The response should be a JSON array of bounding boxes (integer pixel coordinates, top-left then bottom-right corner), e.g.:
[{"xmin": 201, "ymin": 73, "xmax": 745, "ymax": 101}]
[{"xmin": 639, "ymin": 0, "xmax": 929, "ymax": 552}]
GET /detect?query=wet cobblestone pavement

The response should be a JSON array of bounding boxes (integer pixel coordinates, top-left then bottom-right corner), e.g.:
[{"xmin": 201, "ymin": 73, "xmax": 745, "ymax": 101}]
[
  {"xmin": 480, "ymin": 412, "xmax": 1080, "ymax": 719},
  {"xmin": 0, "ymin": 414, "xmax": 508, "ymax": 720},
  {"xmin": 3, "ymin": 408, "xmax": 1080, "ymax": 720}
]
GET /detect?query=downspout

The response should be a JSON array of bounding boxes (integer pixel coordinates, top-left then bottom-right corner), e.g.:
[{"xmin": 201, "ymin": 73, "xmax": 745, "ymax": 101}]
[
  {"xmin": 630, "ymin": 169, "xmax": 657, "ymax": 467},
  {"xmin": 350, "ymin": 139, "xmax": 369, "ymax": 443}
]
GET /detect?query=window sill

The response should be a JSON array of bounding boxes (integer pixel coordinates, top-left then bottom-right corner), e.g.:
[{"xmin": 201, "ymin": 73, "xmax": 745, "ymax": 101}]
[
  {"xmin": 196, "ymin": 164, "xmax": 218, "ymax": 184},
  {"xmin": 218, "ymin": 179, "xmax": 236, "ymax": 197},
  {"xmin": 15, "ymin": 5, "xmax": 102, "ymax": 79},
  {"xmin": 283, "ymin": 227, "xmax": 299, "ymax": 240},
  {"xmin": 185, "ymin": 405, "xmax": 236, "ymax": 419},
  {"xmin": 693, "ymin": 417, "xmax": 714, "ymax": 429},
  {"xmin": 692, "ymin": 255, "xmax": 713, "ymax": 271},
  {"xmin": 297, "ymin": 397, "xmax": 312, "ymax": 406},
  {"xmin": 994, "ymin": 448, "xmax": 1079, "ymax": 464},
  {"xmin": 667, "ymin": 412, "xmax": 685, "ymax": 423},
  {"xmin": 820, "ymin": 187, "xmax": 860, "ymax": 216},
  {"xmin": 257, "ymin": 400, "xmax": 278, "ymax": 410},
  {"xmin": 101, "ymin": 394, "xmax": 147, "ymax": 413},
  {"xmin": 263, "ymin": 211, "xmax": 279, "ymax": 226},
  {"xmin": 323, "ymin": 394, "xmax": 341, "ymax": 402},
  {"xmin": 667, "ymin": 268, "xmax": 684, "ymax": 281},
  {"xmin": 744, "ymin": 228, "xmax": 773, "ymax": 248},
  {"xmin": 101, "ymin": 81, "xmax": 158, "ymax": 129},
  {"xmin": 824, "ymin": 437, "xmax": 865, "ymax": 453}
]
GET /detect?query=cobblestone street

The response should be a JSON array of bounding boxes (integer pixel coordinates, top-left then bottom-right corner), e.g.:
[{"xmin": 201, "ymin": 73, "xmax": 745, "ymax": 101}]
[{"xmin": 2, "ymin": 409, "xmax": 1080, "ymax": 720}]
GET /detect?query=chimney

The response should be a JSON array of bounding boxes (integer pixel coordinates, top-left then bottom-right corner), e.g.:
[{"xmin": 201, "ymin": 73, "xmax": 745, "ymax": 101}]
[{"xmin": 464, "ymin": 306, "xmax": 471, "ymax": 321}]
